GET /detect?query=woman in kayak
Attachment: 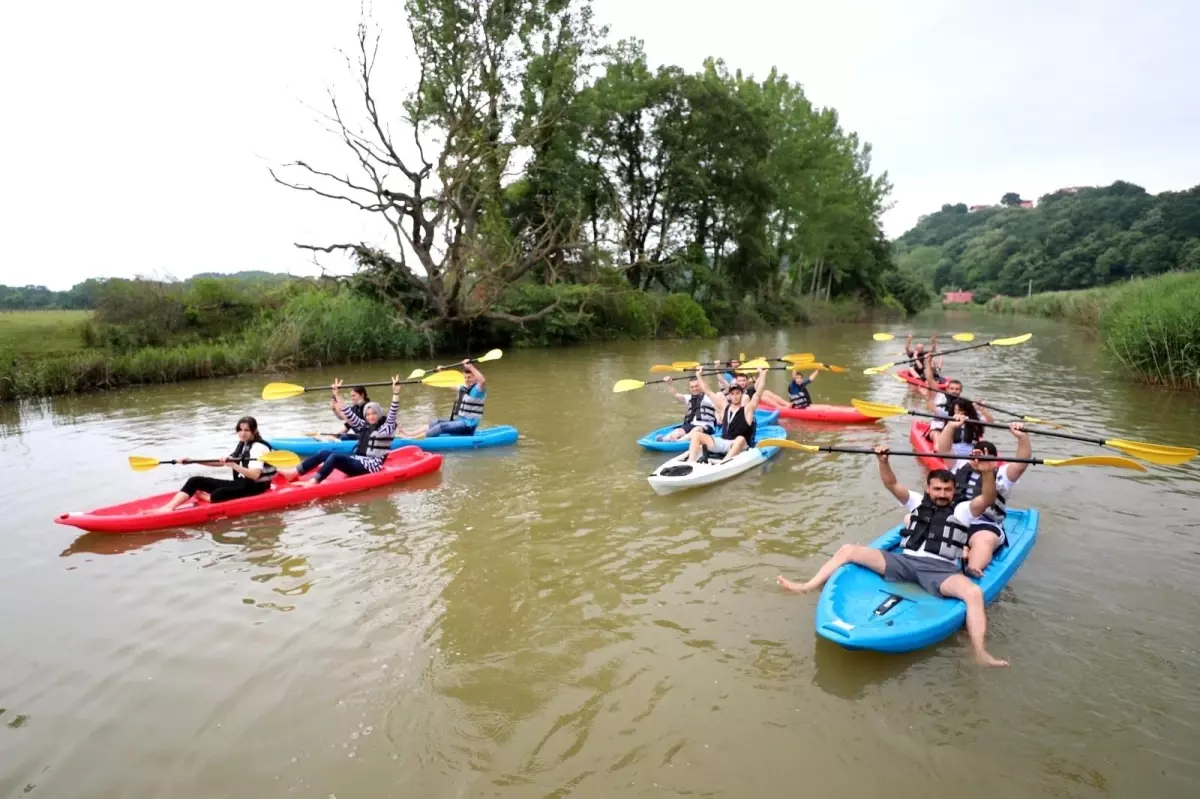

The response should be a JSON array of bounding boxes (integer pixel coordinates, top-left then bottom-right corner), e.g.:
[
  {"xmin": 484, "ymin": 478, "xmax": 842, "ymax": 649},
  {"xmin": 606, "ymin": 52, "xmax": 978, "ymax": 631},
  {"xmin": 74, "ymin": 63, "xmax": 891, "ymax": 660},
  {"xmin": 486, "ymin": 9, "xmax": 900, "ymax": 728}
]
[
  {"xmin": 936, "ymin": 401, "xmax": 986, "ymax": 459},
  {"xmin": 280, "ymin": 376, "xmax": 402, "ymax": 486},
  {"xmin": 157, "ymin": 417, "xmax": 277, "ymax": 511},
  {"xmin": 316, "ymin": 385, "xmax": 371, "ymax": 442},
  {"xmin": 759, "ymin": 367, "xmax": 821, "ymax": 410}
]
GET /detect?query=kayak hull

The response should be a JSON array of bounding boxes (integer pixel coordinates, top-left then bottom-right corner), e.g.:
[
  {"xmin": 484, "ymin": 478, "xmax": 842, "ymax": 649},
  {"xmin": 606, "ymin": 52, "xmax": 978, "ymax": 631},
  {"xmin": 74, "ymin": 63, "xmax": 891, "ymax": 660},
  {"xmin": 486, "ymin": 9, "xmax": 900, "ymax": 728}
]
[
  {"xmin": 773, "ymin": 404, "xmax": 879, "ymax": 424},
  {"xmin": 897, "ymin": 368, "xmax": 949, "ymax": 390},
  {"xmin": 909, "ymin": 421, "xmax": 948, "ymax": 471},
  {"xmin": 267, "ymin": 425, "xmax": 519, "ymax": 455},
  {"xmin": 637, "ymin": 409, "xmax": 780, "ymax": 452},
  {"xmin": 54, "ymin": 446, "xmax": 443, "ymax": 533},
  {"xmin": 646, "ymin": 425, "xmax": 785, "ymax": 494},
  {"xmin": 814, "ymin": 508, "xmax": 1039, "ymax": 653}
]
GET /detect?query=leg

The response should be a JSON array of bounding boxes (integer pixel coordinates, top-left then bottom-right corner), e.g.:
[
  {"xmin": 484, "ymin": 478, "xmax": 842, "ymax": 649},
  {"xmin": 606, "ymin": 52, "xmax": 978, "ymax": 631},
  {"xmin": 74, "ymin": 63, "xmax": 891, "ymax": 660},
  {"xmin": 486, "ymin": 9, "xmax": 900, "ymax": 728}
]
[
  {"xmin": 937, "ymin": 574, "xmax": 1008, "ymax": 667},
  {"xmin": 965, "ymin": 528, "xmax": 1003, "ymax": 578},
  {"xmin": 279, "ymin": 450, "xmax": 332, "ymax": 481},
  {"xmin": 438, "ymin": 420, "xmax": 474, "ymax": 436},
  {"xmin": 777, "ymin": 544, "xmax": 888, "ymax": 594},
  {"xmin": 684, "ymin": 430, "xmax": 716, "ymax": 463},
  {"xmin": 208, "ymin": 480, "xmax": 270, "ymax": 503},
  {"xmin": 661, "ymin": 425, "xmax": 689, "ymax": 442},
  {"xmin": 159, "ymin": 476, "xmax": 235, "ymax": 511},
  {"xmin": 725, "ymin": 436, "xmax": 748, "ymax": 458},
  {"xmin": 304, "ymin": 453, "xmax": 371, "ymax": 485},
  {"xmin": 758, "ymin": 389, "xmax": 789, "ymax": 409},
  {"xmin": 424, "ymin": 418, "xmax": 451, "ymax": 437}
]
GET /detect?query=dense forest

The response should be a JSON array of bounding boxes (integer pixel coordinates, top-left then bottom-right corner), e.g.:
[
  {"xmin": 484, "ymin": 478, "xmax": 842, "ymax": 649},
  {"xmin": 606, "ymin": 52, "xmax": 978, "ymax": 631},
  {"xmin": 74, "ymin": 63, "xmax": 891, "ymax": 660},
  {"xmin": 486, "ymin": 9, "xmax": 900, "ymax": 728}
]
[{"xmin": 894, "ymin": 181, "xmax": 1200, "ymax": 302}]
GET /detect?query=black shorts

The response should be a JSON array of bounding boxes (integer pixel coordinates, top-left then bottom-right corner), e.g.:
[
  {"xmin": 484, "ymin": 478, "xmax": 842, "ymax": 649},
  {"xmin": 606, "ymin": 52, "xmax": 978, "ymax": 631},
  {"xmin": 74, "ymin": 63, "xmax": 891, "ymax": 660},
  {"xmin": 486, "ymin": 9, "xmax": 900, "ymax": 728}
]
[{"xmin": 968, "ymin": 521, "xmax": 1007, "ymax": 548}]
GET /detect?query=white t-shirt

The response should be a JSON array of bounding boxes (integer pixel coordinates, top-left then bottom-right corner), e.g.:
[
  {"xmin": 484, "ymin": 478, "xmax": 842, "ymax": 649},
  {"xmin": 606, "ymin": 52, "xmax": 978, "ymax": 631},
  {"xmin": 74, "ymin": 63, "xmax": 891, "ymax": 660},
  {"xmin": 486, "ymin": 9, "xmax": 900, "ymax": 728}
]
[
  {"xmin": 950, "ymin": 462, "xmax": 1019, "ymax": 526},
  {"xmin": 901, "ymin": 490, "xmax": 974, "ymax": 562},
  {"xmin": 930, "ymin": 392, "xmax": 950, "ymax": 431}
]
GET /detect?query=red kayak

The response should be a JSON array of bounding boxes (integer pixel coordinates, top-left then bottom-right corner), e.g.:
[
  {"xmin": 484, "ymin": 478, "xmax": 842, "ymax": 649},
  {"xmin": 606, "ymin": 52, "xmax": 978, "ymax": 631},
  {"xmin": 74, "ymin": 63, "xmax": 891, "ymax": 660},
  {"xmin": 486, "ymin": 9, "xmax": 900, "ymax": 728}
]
[
  {"xmin": 55, "ymin": 446, "xmax": 443, "ymax": 534},
  {"xmin": 774, "ymin": 404, "xmax": 879, "ymax": 424},
  {"xmin": 909, "ymin": 421, "xmax": 948, "ymax": 471},
  {"xmin": 897, "ymin": 368, "xmax": 950, "ymax": 390}
]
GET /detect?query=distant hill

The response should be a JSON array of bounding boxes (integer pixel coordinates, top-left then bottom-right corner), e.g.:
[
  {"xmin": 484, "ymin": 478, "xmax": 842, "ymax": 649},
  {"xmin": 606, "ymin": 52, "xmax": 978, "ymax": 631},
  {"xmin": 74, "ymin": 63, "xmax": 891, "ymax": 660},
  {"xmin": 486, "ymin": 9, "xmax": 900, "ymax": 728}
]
[
  {"xmin": 894, "ymin": 181, "xmax": 1200, "ymax": 300},
  {"xmin": 0, "ymin": 271, "xmax": 303, "ymax": 310}
]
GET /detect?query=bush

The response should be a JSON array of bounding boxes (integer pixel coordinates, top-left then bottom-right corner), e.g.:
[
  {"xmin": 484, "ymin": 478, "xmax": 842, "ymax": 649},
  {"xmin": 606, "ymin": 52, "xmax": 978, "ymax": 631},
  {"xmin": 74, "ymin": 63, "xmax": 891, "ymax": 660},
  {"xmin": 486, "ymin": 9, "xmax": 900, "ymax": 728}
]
[
  {"xmin": 1101, "ymin": 273, "xmax": 1200, "ymax": 388},
  {"xmin": 882, "ymin": 270, "xmax": 934, "ymax": 315}
]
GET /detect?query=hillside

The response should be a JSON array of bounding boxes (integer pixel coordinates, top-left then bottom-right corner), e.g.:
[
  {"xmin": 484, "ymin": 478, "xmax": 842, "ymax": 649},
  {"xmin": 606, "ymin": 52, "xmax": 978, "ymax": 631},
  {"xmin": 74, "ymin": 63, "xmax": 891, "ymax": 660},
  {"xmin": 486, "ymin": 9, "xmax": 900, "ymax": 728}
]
[{"xmin": 894, "ymin": 182, "xmax": 1200, "ymax": 300}]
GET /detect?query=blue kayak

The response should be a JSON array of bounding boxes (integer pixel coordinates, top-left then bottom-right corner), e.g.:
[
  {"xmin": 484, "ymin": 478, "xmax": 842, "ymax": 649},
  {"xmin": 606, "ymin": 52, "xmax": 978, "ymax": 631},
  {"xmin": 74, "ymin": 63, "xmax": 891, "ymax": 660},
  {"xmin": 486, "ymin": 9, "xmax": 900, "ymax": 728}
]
[
  {"xmin": 267, "ymin": 425, "xmax": 520, "ymax": 455},
  {"xmin": 638, "ymin": 408, "xmax": 781, "ymax": 452},
  {"xmin": 814, "ymin": 507, "xmax": 1039, "ymax": 653}
]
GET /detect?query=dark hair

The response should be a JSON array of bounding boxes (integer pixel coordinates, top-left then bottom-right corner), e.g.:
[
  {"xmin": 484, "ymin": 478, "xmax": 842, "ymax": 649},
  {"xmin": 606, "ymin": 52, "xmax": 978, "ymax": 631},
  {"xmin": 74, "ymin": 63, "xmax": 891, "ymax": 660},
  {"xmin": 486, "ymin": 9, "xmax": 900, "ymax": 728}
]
[
  {"xmin": 949, "ymin": 398, "xmax": 983, "ymax": 442},
  {"xmin": 974, "ymin": 439, "xmax": 998, "ymax": 457},
  {"xmin": 350, "ymin": 385, "xmax": 370, "ymax": 403},
  {"xmin": 235, "ymin": 415, "xmax": 271, "ymax": 450},
  {"xmin": 728, "ymin": 383, "xmax": 744, "ymax": 392},
  {"xmin": 947, "ymin": 379, "xmax": 963, "ymax": 390},
  {"xmin": 926, "ymin": 468, "xmax": 955, "ymax": 485}
]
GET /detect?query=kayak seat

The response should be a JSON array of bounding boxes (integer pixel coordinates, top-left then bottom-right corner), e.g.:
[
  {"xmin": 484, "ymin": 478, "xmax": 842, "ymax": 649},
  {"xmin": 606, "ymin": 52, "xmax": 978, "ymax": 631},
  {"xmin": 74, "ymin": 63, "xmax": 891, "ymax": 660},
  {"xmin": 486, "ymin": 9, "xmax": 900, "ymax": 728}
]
[{"xmin": 658, "ymin": 464, "xmax": 695, "ymax": 478}]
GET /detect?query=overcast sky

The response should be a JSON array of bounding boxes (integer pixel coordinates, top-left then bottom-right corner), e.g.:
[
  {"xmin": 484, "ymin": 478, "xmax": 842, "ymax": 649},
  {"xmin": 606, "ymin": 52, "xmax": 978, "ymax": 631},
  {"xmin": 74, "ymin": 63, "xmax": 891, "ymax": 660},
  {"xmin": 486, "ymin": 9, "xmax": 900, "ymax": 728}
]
[{"xmin": 2, "ymin": 0, "xmax": 1198, "ymax": 290}]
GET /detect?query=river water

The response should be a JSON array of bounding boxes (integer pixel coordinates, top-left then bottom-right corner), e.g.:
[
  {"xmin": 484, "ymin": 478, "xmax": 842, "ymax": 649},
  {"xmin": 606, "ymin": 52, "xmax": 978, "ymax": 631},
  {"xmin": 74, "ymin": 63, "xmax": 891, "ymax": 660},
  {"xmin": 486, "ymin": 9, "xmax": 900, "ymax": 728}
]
[{"xmin": 2, "ymin": 312, "xmax": 1199, "ymax": 798}]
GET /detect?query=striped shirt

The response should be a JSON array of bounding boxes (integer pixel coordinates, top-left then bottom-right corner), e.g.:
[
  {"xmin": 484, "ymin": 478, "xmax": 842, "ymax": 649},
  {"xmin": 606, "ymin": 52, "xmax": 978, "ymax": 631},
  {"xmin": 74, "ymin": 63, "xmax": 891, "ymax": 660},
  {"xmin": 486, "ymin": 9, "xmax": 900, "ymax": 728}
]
[{"xmin": 342, "ymin": 398, "xmax": 399, "ymax": 472}]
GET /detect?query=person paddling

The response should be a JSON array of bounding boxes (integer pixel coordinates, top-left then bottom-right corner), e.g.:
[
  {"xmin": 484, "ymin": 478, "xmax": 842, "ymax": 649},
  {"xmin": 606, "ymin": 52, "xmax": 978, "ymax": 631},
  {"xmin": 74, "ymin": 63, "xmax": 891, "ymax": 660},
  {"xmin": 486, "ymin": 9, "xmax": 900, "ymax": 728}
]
[
  {"xmin": 760, "ymin": 367, "xmax": 820, "ymax": 411},
  {"xmin": 279, "ymin": 376, "xmax": 401, "ymax": 486},
  {"xmin": 776, "ymin": 446, "xmax": 1007, "ymax": 667},
  {"xmin": 936, "ymin": 421, "xmax": 1033, "ymax": 578},
  {"xmin": 656, "ymin": 375, "xmax": 718, "ymax": 442},
  {"xmin": 158, "ymin": 417, "xmax": 277, "ymax": 511},
  {"xmin": 906, "ymin": 335, "xmax": 941, "ymax": 382},
  {"xmin": 316, "ymin": 385, "xmax": 370, "ymax": 442},
  {"xmin": 683, "ymin": 366, "xmax": 767, "ymax": 462}
]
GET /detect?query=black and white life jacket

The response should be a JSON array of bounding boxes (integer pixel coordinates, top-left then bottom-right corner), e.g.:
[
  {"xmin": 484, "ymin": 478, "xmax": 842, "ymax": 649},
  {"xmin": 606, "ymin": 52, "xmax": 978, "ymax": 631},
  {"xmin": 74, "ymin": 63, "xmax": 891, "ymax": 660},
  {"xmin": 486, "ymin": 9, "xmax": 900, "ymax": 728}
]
[
  {"xmin": 789, "ymin": 379, "xmax": 812, "ymax": 409},
  {"xmin": 901, "ymin": 495, "xmax": 970, "ymax": 561},
  {"xmin": 230, "ymin": 440, "xmax": 275, "ymax": 483},
  {"xmin": 450, "ymin": 386, "xmax": 485, "ymax": 422},
  {"xmin": 954, "ymin": 466, "xmax": 1007, "ymax": 526},
  {"xmin": 353, "ymin": 423, "xmax": 392, "ymax": 460},
  {"xmin": 684, "ymin": 393, "xmax": 717, "ymax": 430}
]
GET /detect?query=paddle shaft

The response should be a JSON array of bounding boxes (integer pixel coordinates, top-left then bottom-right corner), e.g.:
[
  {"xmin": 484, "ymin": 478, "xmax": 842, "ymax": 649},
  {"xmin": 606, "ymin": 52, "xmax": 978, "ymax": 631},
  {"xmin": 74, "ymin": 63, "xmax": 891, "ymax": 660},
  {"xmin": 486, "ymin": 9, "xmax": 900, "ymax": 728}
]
[
  {"xmin": 955, "ymin": 393, "xmax": 1040, "ymax": 423},
  {"xmin": 887, "ymin": 339, "xmax": 995, "ymax": 369},
  {"xmin": 296, "ymin": 377, "xmax": 444, "ymax": 392},
  {"xmin": 815, "ymin": 445, "xmax": 1048, "ymax": 466},
  {"xmin": 902, "ymin": 408, "xmax": 1108, "ymax": 446}
]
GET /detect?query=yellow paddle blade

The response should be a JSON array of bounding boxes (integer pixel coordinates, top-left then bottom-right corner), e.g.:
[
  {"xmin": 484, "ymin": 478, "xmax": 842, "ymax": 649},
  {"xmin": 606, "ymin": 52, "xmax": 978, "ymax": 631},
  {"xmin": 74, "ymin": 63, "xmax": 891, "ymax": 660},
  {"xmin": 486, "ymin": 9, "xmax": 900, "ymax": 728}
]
[
  {"xmin": 739, "ymin": 352, "xmax": 746, "ymax": 361},
  {"xmin": 863, "ymin": 364, "xmax": 891, "ymax": 376},
  {"xmin": 650, "ymin": 364, "xmax": 679, "ymax": 373},
  {"xmin": 1042, "ymin": 455, "xmax": 1148, "ymax": 471},
  {"xmin": 423, "ymin": 370, "xmax": 467, "ymax": 388},
  {"xmin": 260, "ymin": 450, "xmax": 302, "ymax": 468},
  {"xmin": 1022, "ymin": 415, "xmax": 1067, "ymax": 430},
  {"xmin": 991, "ymin": 333, "xmax": 1032, "ymax": 346},
  {"xmin": 781, "ymin": 353, "xmax": 815, "ymax": 363},
  {"xmin": 128, "ymin": 455, "xmax": 162, "ymax": 472},
  {"xmin": 1104, "ymin": 439, "xmax": 1198, "ymax": 466},
  {"xmin": 477, "ymin": 348, "xmax": 503, "ymax": 363},
  {"xmin": 672, "ymin": 361, "xmax": 701, "ymax": 370},
  {"xmin": 406, "ymin": 368, "xmax": 426, "ymax": 379},
  {"xmin": 739, "ymin": 358, "xmax": 771, "ymax": 371},
  {"xmin": 613, "ymin": 379, "xmax": 648, "ymax": 393},
  {"xmin": 811, "ymin": 362, "xmax": 848, "ymax": 373},
  {"xmin": 951, "ymin": 333, "xmax": 975, "ymax": 342},
  {"xmin": 872, "ymin": 333, "xmax": 895, "ymax": 342},
  {"xmin": 757, "ymin": 439, "xmax": 819, "ymax": 452},
  {"xmin": 261, "ymin": 382, "xmax": 307, "ymax": 401},
  {"xmin": 851, "ymin": 398, "xmax": 907, "ymax": 418}
]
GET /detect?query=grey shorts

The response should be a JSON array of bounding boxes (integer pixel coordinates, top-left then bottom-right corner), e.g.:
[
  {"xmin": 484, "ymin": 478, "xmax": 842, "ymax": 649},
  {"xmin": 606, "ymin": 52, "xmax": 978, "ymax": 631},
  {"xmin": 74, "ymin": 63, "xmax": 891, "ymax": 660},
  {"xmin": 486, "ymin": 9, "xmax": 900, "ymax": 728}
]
[
  {"xmin": 708, "ymin": 436, "xmax": 739, "ymax": 454},
  {"xmin": 881, "ymin": 551, "xmax": 961, "ymax": 596}
]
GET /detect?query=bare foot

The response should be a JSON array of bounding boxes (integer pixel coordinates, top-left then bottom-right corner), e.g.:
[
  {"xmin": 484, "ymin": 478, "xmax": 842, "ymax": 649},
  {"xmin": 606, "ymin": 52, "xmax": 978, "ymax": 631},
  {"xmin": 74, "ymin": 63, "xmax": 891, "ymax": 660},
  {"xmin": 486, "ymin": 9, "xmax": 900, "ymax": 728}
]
[
  {"xmin": 296, "ymin": 478, "xmax": 319, "ymax": 488},
  {"xmin": 776, "ymin": 575, "xmax": 813, "ymax": 594},
  {"xmin": 974, "ymin": 649, "xmax": 1009, "ymax": 668}
]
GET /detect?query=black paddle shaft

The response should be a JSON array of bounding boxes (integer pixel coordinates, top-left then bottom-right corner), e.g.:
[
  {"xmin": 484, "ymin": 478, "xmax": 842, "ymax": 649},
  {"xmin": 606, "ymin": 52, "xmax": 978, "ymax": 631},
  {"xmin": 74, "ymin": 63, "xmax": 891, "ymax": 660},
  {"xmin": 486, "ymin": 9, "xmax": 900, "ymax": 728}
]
[
  {"xmin": 901, "ymin": 409, "xmax": 1105, "ymax": 447},
  {"xmin": 817, "ymin": 445, "xmax": 1047, "ymax": 465}
]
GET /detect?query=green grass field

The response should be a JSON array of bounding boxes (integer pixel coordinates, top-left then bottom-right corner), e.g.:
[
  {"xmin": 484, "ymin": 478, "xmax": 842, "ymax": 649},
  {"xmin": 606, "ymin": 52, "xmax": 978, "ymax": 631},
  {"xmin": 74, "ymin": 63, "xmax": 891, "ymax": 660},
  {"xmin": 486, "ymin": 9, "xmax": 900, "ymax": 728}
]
[{"xmin": 0, "ymin": 310, "xmax": 92, "ymax": 355}]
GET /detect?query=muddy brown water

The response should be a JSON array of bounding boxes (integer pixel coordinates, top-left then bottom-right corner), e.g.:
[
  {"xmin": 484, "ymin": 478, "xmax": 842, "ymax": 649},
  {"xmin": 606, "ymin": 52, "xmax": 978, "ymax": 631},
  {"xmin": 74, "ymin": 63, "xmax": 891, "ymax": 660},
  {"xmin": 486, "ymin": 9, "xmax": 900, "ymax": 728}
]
[{"xmin": 2, "ymin": 313, "xmax": 1198, "ymax": 798}]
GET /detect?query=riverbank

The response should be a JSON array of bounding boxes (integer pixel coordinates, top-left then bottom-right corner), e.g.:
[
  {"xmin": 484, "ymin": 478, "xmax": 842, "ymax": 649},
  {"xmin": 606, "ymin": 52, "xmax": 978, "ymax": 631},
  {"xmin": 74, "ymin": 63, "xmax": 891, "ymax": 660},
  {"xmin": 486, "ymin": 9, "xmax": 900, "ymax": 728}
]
[
  {"xmin": 0, "ymin": 286, "xmax": 893, "ymax": 401},
  {"xmin": 985, "ymin": 272, "xmax": 1200, "ymax": 389}
]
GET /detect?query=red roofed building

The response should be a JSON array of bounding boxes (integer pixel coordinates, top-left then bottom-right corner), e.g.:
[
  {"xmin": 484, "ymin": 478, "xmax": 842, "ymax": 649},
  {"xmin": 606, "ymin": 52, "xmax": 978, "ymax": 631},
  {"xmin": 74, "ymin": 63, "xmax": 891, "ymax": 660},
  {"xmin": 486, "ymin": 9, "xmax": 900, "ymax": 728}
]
[
  {"xmin": 943, "ymin": 291, "xmax": 974, "ymax": 304},
  {"xmin": 1018, "ymin": 200, "xmax": 1034, "ymax": 208}
]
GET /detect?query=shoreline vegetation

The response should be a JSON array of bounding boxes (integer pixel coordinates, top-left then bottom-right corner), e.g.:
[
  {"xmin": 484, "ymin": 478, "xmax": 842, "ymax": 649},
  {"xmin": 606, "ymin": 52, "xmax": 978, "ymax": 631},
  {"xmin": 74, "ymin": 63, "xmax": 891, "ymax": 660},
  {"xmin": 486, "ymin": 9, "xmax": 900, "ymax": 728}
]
[
  {"xmin": 985, "ymin": 272, "xmax": 1200, "ymax": 389},
  {"xmin": 0, "ymin": 276, "xmax": 895, "ymax": 402}
]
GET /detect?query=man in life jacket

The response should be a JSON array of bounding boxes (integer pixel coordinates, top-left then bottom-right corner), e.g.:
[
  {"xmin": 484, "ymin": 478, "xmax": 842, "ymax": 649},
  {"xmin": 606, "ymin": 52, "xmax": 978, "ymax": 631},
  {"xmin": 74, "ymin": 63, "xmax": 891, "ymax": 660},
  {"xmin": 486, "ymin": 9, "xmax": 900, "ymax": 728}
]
[
  {"xmin": 776, "ymin": 446, "xmax": 1008, "ymax": 667},
  {"xmin": 405, "ymin": 360, "xmax": 487, "ymax": 438},
  {"xmin": 906, "ymin": 335, "xmax": 941, "ymax": 382},
  {"xmin": 924, "ymin": 353, "xmax": 994, "ymax": 441},
  {"xmin": 759, "ymin": 367, "xmax": 820, "ymax": 410},
  {"xmin": 656, "ymin": 375, "xmax": 718, "ymax": 442},
  {"xmin": 936, "ymin": 420, "xmax": 1032, "ymax": 578},
  {"xmin": 682, "ymin": 366, "xmax": 767, "ymax": 462},
  {"xmin": 715, "ymin": 358, "xmax": 742, "ymax": 392}
]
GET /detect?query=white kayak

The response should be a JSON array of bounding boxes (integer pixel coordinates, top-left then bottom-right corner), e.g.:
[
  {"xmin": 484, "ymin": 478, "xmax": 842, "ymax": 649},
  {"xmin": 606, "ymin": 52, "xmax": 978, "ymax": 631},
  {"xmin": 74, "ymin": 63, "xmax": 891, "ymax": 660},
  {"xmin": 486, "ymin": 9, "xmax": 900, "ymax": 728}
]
[{"xmin": 646, "ymin": 425, "xmax": 785, "ymax": 495}]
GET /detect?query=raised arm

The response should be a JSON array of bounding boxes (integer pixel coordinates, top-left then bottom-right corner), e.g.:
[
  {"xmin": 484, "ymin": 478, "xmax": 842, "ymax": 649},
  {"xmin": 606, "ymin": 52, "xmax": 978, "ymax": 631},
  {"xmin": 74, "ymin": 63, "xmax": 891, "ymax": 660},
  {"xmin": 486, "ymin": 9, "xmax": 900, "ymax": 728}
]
[
  {"xmin": 744, "ymin": 368, "xmax": 767, "ymax": 413},
  {"xmin": 924, "ymin": 354, "xmax": 940, "ymax": 393},
  {"xmin": 463, "ymin": 360, "xmax": 485, "ymax": 386},
  {"xmin": 966, "ymin": 459, "xmax": 998, "ymax": 517},
  {"xmin": 875, "ymin": 446, "xmax": 911, "ymax": 503},
  {"xmin": 696, "ymin": 366, "xmax": 727, "ymax": 413},
  {"xmin": 377, "ymin": 375, "xmax": 403, "ymax": 436},
  {"xmin": 934, "ymin": 414, "xmax": 964, "ymax": 455},
  {"xmin": 662, "ymin": 376, "xmax": 687, "ymax": 404},
  {"xmin": 714, "ymin": 360, "xmax": 731, "ymax": 390},
  {"xmin": 904, "ymin": 334, "xmax": 914, "ymax": 357},
  {"xmin": 974, "ymin": 398, "xmax": 995, "ymax": 423},
  {"xmin": 1004, "ymin": 423, "xmax": 1033, "ymax": 482}
]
